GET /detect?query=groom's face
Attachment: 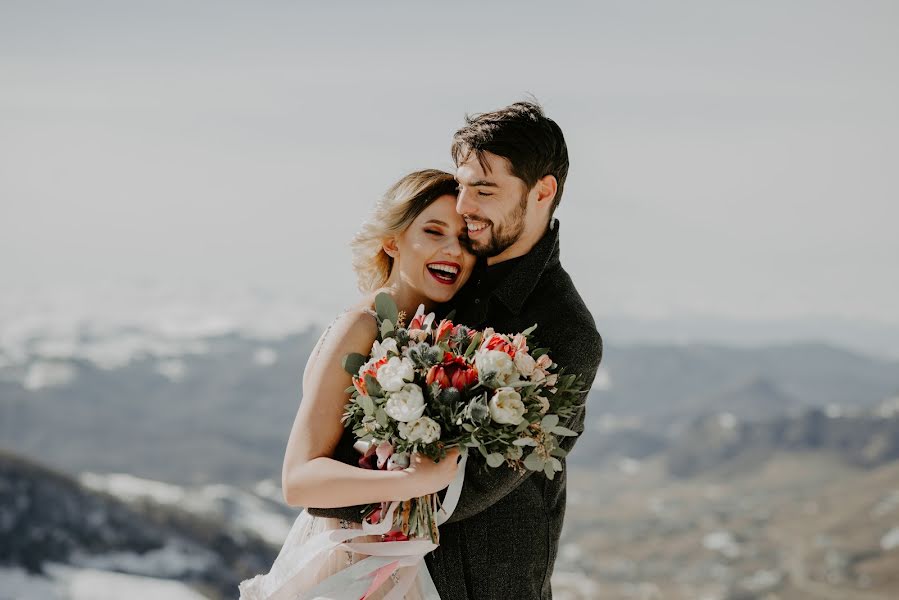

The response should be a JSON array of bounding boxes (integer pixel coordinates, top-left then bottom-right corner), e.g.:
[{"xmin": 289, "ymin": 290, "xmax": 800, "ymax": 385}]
[{"xmin": 454, "ymin": 150, "xmax": 531, "ymax": 259}]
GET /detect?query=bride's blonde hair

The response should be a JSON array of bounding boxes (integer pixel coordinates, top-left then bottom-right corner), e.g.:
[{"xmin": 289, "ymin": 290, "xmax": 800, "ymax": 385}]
[{"xmin": 352, "ymin": 169, "xmax": 459, "ymax": 292}]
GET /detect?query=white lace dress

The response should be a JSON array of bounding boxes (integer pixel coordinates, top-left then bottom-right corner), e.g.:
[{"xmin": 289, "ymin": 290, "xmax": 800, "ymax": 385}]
[{"xmin": 237, "ymin": 509, "xmax": 426, "ymax": 600}]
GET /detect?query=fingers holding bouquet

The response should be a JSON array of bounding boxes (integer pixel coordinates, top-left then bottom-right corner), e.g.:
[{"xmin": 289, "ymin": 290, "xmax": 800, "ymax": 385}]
[{"xmin": 403, "ymin": 447, "xmax": 462, "ymax": 496}]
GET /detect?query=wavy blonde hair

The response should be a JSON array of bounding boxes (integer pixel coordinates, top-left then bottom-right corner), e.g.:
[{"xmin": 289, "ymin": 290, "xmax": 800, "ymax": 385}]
[{"xmin": 352, "ymin": 169, "xmax": 459, "ymax": 292}]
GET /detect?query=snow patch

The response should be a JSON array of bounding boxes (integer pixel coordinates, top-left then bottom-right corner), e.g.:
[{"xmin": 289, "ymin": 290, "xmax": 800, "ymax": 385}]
[
  {"xmin": 253, "ymin": 347, "xmax": 278, "ymax": 367},
  {"xmin": 881, "ymin": 526, "xmax": 899, "ymax": 551},
  {"xmin": 68, "ymin": 539, "xmax": 215, "ymax": 578},
  {"xmin": 23, "ymin": 360, "xmax": 77, "ymax": 390},
  {"xmin": 156, "ymin": 358, "xmax": 187, "ymax": 382},
  {"xmin": 703, "ymin": 531, "xmax": 741, "ymax": 559},
  {"xmin": 44, "ymin": 562, "xmax": 209, "ymax": 600},
  {"xmin": 79, "ymin": 472, "xmax": 293, "ymax": 546}
]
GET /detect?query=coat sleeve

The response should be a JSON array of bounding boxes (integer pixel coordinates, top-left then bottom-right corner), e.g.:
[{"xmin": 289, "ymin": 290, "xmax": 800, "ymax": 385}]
[{"xmin": 441, "ymin": 323, "xmax": 603, "ymax": 524}]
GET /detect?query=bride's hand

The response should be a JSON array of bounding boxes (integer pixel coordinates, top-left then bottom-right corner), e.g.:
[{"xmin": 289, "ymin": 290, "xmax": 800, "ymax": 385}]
[{"xmin": 403, "ymin": 448, "xmax": 462, "ymax": 496}]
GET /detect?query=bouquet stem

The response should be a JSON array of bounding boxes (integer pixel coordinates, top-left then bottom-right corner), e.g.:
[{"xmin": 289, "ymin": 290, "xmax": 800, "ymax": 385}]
[{"xmin": 388, "ymin": 493, "xmax": 440, "ymax": 545}]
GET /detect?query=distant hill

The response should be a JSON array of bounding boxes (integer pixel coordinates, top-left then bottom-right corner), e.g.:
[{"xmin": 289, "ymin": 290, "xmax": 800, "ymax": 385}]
[
  {"xmin": 591, "ymin": 342, "xmax": 899, "ymax": 427},
  {"xmin": 1, "ymin": 329, "xmax": 897, "ymax": 487},
  {"xmin": 0, "ymin": 329, "xmax": 321, "ymax": 486},
  {"xmin": 0, "ymin": 449, "xmax": 277, "ymax": 599},
  {"xmin": 665, "ymin": 405, "xmax": 899, "ymax": 478}
]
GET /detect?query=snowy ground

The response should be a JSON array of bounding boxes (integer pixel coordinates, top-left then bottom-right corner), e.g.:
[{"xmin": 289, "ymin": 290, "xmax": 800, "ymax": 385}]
[{"xmin": 0, "ymin": 563, "xmax": 209, "ymax": 600}]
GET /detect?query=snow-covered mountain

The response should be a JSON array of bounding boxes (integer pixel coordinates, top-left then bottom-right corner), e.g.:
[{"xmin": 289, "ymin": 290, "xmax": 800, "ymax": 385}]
[{"xmin": 0, "ymin": 449, "xmax": 281, "ymax": 600}]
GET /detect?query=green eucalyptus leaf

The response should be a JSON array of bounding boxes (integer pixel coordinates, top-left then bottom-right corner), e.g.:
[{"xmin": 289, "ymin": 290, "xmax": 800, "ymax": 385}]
[
  {"xmin": 461, "ymin": 423, "xmax": 475, "ymax": 432},
  {"xmin": 521, "ymin": 323, "xmax": 538, "ymax": 337},
  {"xmin": 505, "ymin": 380, "xmax": 534, "ymax": 389},
  {"xmin": 364, "ymin": 374, "xmax": 383, "ymax": 397},
  {"xmin": 513, "ymin": 437, "xmax": 537, "ymax": 446},
  {"xmin": 375, "ymin": 407, "xmax": 388, "ymax": 428},
  {"xmin": 463, "ymin": 332, "xmax": 482, "ymax": 359},
  {"xmin": 486, "ymin": 453, "xmax": 504, "ymax": 468},
  {"xmin": 543, "ymin": 462, "xmax": 556, "ymax": 480},
  {"xmin": 380, "ymin": 319, "xmax": 395, "ymax": 338},
  {"xmin": 541, "ymin": 414, "xmax": 559, "ymax": 430},
  {"xmin": 342, "ymin": 353, "xmax": 367, "ymax": 376},
  {"xmin": 552, "ymin": 426, "xmax": 578, "ymax": 437},
  {"xmin": 523, "ymin": 452, "xmax": 545, "ymax": 471},
  {"xmin": 477, "ymin": 444, "xmax": 490, "ymax": 459},
  {"xmin": 374, "ymin": 292, "xmax": 399, "ymax": 325},
  {"xmin": 360, "ymin": 395, "xmax": 375, "ymax": 415},
  {"xmin": 550, "ymin": 447, "xmax": 569, "ymax": 458}
]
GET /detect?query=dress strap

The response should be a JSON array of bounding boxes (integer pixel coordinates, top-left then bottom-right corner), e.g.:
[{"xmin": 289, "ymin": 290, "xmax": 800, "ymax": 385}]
[{"xmin": 361, "ymin": 307, "xmax": 379, "ymax": 322}]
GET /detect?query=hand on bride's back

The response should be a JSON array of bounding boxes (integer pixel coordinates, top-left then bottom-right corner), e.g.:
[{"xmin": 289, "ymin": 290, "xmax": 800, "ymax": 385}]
[{"xmin": 403, "ymin": 448, "xmax": 461, "ymax": 496}]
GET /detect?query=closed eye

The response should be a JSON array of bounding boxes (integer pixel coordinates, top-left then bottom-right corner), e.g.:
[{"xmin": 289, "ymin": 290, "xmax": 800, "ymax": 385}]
[{"xmin": 425, "ymin": 228, "xmax": 443, "ymax": 235}]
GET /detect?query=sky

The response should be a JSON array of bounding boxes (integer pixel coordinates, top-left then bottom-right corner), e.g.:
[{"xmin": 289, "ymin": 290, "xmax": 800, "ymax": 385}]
[{"xmin": 2, "ymin": 0, "xmax": 898, "ymax": 326}]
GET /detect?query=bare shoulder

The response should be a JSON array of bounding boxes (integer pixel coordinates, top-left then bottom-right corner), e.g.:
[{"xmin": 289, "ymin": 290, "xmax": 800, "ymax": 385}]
[{"xmin": 321, "ymin": 306, "xmax": 379, "ymax": 354}]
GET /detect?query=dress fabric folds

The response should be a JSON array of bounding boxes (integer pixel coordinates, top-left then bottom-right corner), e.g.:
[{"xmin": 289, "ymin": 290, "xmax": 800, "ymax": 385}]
[{"xmin": 238, "ymin": 509, "xmax": 426, "ymax": 600}]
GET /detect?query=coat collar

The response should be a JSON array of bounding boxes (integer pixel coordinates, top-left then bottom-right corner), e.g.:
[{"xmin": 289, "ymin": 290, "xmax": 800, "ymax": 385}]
[{"xmin": 490, "ymin": 218, "xmax": 561, "ymax": 315}]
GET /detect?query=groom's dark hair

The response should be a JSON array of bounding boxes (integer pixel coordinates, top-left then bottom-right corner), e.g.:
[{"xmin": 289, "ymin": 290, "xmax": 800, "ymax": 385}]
[{"xmin": 451, "ymin": 100, "xmax": 569, "ymax": 215}]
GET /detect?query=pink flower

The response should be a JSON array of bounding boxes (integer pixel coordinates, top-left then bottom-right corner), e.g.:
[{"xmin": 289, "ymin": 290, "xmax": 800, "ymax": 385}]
[
  {"xmin": 511, "ymin": 334, "xmax": 529, "ymax": 354},
  {"xmin": 383, "ymin": 530, "xmax": 410, "ymax": 542},
  {"xmin": 375, "ymin": 442, "xmax": 393, "ymax": 469},
  {"xmin": 435, "ymin": 319, "xmax": 454, "ymax": 342},
  {"xmin": 484, "ymin": 334, "xmax": 516, "ymax": 358},
  {"xmin": 358, "ymin": 443, "xmax": 378, "ymax": 469}
]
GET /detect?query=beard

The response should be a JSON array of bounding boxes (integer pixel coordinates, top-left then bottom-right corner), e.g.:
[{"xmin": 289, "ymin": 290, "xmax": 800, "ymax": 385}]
[{"xmin": 463, "ymin": 191, "xmax": 529, "ymax": 258}]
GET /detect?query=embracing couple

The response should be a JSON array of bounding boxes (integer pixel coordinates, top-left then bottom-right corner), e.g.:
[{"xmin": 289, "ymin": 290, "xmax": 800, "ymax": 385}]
[{"xmin": 239, "ymin": 101, "xmax": 603, "ymax": 599}]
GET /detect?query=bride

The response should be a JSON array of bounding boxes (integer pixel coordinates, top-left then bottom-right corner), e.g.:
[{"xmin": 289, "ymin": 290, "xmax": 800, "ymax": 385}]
[{"xmin": 239, "ymin": 169, "xmax": 475, "ymax": 599}]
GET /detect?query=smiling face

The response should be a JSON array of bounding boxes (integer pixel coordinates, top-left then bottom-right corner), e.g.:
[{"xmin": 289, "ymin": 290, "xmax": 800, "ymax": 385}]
[
  {"xmin": 455, "ymin": 150, "xmax": 544, "ymax": 262},
  {"xmin": 385, "ymin": 194, "xmax": 476, "ymax": 304}
]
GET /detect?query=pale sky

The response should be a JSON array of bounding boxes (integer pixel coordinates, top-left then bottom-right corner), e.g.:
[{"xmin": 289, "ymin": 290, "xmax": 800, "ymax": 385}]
[{"xmin": 2, "ymin": 0, "xmax": 898, "ymax": 324}]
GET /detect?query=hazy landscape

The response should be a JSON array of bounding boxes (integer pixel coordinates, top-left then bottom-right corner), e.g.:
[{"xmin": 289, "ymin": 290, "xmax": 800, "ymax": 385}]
[
  {"xmin": 4, "ymin": 1, "xmax": 898, "ymax": 598},
  {"xmin": 2, "ymin": 295, "xmax": 898, "ymax": 599}
]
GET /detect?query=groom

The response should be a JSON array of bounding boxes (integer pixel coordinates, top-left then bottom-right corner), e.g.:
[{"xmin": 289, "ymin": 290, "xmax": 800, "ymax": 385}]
[
  {"xmin": 425, "ymin": 101, "xmax": 603, "ymax": 599},
  {"xmin": 309, "ymin": 101, "xmax": 603, "ymax": 599}
]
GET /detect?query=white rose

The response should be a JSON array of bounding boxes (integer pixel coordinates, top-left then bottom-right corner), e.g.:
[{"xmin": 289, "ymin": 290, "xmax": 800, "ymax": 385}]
[
  {"xmin": 376, "ymin": 356, "xmax": 415, "ymax": 392},
  {"xmin": 398, "ymin": 416, "xmax": 441, "ymax": 444},
  {"xmin": 384, "ymin": 383, "xmax": 426, "ymax": 422},
  {"xmin": 489, "ymin": 387, "xmax": 526, "ymax": 425},
  {"xmin": 387, "ymin": 452, "xmax": 410, "ymax": 470},
  {"xmin": 513, "ymin": 351, "xmax": 537, "ymax": 377},
  {"xmin": 371, "ymin": 338, "xmax": 398, "ymax": 360},
  {"xmin": 475, "ymin": 349, "xmax": 518, "ymax": 385}
]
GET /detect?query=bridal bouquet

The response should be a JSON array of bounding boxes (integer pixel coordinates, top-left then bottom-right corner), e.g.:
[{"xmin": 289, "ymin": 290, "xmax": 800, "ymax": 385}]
[{"xmin": 342, "ymin": 293, "xmax": 586, "ymax": 544}]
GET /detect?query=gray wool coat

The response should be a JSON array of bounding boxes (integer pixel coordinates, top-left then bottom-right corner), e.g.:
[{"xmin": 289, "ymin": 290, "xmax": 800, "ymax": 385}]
[{"xmin": 307, "ymin": 219, "xmax": 604, "ymax": 599}]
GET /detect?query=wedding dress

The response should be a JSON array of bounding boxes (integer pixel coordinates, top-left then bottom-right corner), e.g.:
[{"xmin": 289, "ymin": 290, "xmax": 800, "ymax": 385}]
[
  {"xmin": 238, "ymin": 308, "xmax": 465, "ymax": 599},
  {"xmin": 237, "ymin": 510, "xmax": 426, "ymax": 600}
]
